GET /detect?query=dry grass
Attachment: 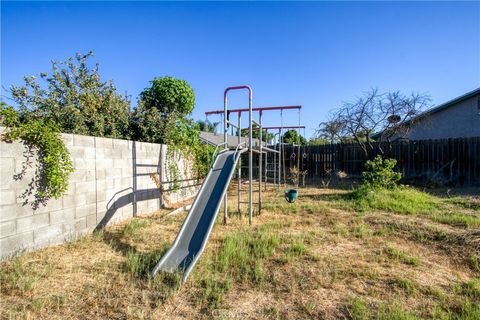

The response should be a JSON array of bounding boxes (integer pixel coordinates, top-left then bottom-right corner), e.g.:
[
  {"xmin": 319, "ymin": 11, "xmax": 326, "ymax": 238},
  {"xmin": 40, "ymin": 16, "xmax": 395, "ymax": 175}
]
[{"xmin": 1, "ymin": 185, "xmax": 479, "ymax": 319}]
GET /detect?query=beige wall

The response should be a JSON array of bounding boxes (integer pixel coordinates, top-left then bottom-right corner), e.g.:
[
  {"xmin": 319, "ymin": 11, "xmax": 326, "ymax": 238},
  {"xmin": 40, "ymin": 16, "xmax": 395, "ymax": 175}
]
[{"xmin": 0, "ymin": 131, "xmax": 198, "ymax": 259}]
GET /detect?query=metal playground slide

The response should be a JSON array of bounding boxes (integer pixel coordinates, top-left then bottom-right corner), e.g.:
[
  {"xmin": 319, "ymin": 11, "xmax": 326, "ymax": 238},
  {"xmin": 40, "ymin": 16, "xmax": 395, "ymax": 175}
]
[{"xmin": 150, "ymin": 146, "xmax": 246, "ymax": 282}]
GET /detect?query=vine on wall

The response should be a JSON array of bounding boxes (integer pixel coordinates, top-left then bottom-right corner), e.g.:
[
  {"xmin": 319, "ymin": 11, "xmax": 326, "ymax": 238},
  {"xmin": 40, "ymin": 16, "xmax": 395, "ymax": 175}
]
[{"xmin": 0, "ymin": 105, "xmax": 74, "ymax": 208}]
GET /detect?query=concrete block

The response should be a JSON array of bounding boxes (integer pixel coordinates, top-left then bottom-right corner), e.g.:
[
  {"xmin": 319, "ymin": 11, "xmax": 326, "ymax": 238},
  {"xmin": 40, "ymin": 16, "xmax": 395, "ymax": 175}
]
[
  {"xmin": 50, "ymin": 208, "xmax": 75, "ymax": 224},
  {"xmin": 0, "ymin": 220, "xmax": 16, "ymax": 238},
  {"xmin": 75, "ymin": 203, "xmax": 96, "ymax": 219},
  {"xmin": 86, "ymin": 214, "xmax": 97, "ymax": 228},
  {"xmin": 73, "ymin": 134, "xmax": 95, "ymax": 147},
  {"xmin": 0, "ymin": 204, "xmax": 18, "ymax": 222},
  {"xmin": 71, "ymin": 169, "xmax": 95, "ymax": 182},
  {"xmin": 62, "ymin": 195, "xmax": 76, "ymax": 209},
  {"xmin": 110, "ymin": 148, "xmax": 122, "ymax": 159},
  {"xmin": 69, "ymin": 146, "xmax": 85, "ymax": 159},
  {"xmin": 0, "ymin": 172, "xmax": 14, "ymax": 190},
  {"xmin": 0, "ymin": 231, "xmax": 34, "ymax": 256},
  {"xmin": 34, "ymin": 224, "xmax": 63, "ymax": 244},
  {"xmin": 0, "ymin": 190, "xmax": 16, "ymax": 206},
  {"xmin": 96, "ymin": 169, "xmax": 106, "ymax": 180},
  {"xmin": 95, "ymin": 137, "xmax": 113, "ymax": 149},
  {"xmin": 65, "ymin": 181, "xmax": 76, "ymax": 196},
  {"xmin": 97, "ymin": 200, "xmax": 109, "ymax": 212},
  {"xmin": 86, "ymin": 192, "xmax": 97, "ymax": 204},
  {"xmin": 96, "ymin": 158, "xmax": 113, "ymax": 170},
  {"xmin": 84, "ymin": 147, "xmax": 96, "ymax": 159},
  {"xmin": 96, "ymin": 179, "xmax": 114, "ymax": 191},
  {"xmin": 33, "ymin": 197, "xmax": 63, "ymax": 214},
  {"xmin": 96, "ymin": 190, "xmax": 106, "ymax": 202},
  {"xmin": 17, "ymin": 213, "xmax": 49, "ymax": 233},
  {"xmin": 0, "ymin": 141, "xmax": 25, "ymax": 158},
  {"xmin": 113, "ymin": 139, "xmax": 130, "ymax": 150},
  {"xmin": 74, "ymin": 218, "xmax": 86, "ymax": 232},
  {"xmin": 113, "ymin": 159, "xmax": 129, "ymax": 169},
  {"xmin": 61, "ymin": 133, "xmax": 74, "ymax": 146},
  {"xmin": 121, "ymin": 148, "xmax": 133, "ymax": 158},
  {"xmin": 121, "ymin": 168, "xmax": 133, "ymax": 177},
  {"xmin": 105, "ymin": 168, "xmax": 122, "ymax": 178},
  {"xmin": 76, "ymin": 181, "xmax": 96, "ymax": 194},
  {"xmin": 95, "ymin": 148, "xmax": 105, "ymax": 159},
  {"xmin": 0, "ymin": 158, "xmax": 14, "ymax": 173},
  {"xmin": 74, "ymin": 159, "xmax": 96, "ymax": 170},
  {"xmin": 74, "ymin": 193, "xmax": 87, "ymax": 207}
]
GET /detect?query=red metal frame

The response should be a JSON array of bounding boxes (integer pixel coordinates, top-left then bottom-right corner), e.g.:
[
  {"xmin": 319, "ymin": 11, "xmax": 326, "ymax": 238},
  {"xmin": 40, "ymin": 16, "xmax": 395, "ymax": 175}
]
[
  {"xmin": 205, "ymin": 105, "xmax": 301, "ymax": 116},
  {"xmin": 262, "ymin": 125, "xmax": 305, "ymax": 130}
]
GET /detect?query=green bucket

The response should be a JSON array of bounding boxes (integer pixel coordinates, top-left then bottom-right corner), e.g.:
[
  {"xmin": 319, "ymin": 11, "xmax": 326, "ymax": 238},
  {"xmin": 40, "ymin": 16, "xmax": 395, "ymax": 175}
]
[{"xmin": 285, "ymin": 189, "xmax": 298, "ymax": 203}]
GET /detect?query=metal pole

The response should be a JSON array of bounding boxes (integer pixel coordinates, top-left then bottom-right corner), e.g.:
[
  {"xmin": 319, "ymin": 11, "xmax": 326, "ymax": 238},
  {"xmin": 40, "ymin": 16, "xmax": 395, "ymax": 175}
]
[
  {"xmin": 223, "ymin": 95, "xmax": 228, "ymax": 224},
  {"xmin": 258, "ymin": 110, "xmax": 262, "ymax": 214},
  {"xmin": 248, "ymin": 90, "xmax": 253, "ymax": 225},
  {"xmin": 221, "ymin": 85, "xmax": 253, "ymax": 225},
  {"xmin": 278, "ymin": 128, "xmax": 282, "ymax": 188},
  {"xmin": 237, "ymin": 112, "xmax": 241, "ymax": 216},
  {"xmin": 264, "ymin": 131, "xmax": 268, "ymax": 192}
]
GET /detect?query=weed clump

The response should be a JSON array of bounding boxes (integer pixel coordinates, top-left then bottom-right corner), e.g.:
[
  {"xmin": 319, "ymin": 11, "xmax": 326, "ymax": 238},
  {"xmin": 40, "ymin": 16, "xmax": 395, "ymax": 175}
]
[{"xmin": 384, "ymin": 246, "xmax": 421, "ymax": 266}]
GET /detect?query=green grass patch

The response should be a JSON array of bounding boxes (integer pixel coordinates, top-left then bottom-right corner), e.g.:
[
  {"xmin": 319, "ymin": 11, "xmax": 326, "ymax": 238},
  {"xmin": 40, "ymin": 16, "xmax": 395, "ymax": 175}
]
[
  {"xmin": 348, "ymin": 186, "xmax": 439, "ymax": 215},
  {"xmin": 122, "ymin": 219, "xmax": 149, "ymax": 240},
  {"xmin": 454, "ymin": 279, "xmax": 480, "ymax": 299},
  {"xmin": 353, "ymin": 222, "xmax": 373, "ymax": 239},
  {"xmin": 195, "ymin": 274, "xmax": 232, "ymax": 310},
  {"xmin": 333, "ymin": 222, "xmax": 349, "ymax": 236},
  {"xmin": 215, "ymin": 227, "xmax": 279, "ymax": 283},
  {"xmin": 285, "ymin": 238, "xmax": 306, "ymax": 259},
  {"xmin": 431, "ymin": 213, "xmax": 480, "ymax": 228},
  {"xmin": 384, "ymin": 247, "xmax": 421, "ymax": 266},
  {"xmin": 125, "ymin": 248, "xmax": 167, "ymax": 279},
  {"xmin": 345, "ymin": 297, "xmax": 421, "ymax": 320},
  {"xmin": 0, "ymin": 256, "xmax": 49, "ymax": 294},
  {"xmin": 390, "ymin": 278, "xmax": 417, "ymax": 296}
]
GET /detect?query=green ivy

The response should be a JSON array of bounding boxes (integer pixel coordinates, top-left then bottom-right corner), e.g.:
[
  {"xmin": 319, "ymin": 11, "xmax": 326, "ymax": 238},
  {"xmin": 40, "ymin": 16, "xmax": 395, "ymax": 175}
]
[{"xmin": 1, "ymin": 104, "xmax": 74, "ymax": 207}]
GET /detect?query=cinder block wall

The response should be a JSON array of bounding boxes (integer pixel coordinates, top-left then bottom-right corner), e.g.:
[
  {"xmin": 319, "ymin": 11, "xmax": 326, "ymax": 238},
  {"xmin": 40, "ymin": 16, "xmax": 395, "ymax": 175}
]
[{"xmin": 0, "ymin": 132, "xmax": 198, "ymax": 259}]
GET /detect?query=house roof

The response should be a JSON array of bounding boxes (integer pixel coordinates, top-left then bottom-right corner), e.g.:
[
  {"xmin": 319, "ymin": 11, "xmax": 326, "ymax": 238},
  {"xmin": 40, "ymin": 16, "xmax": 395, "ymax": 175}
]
[
  {"xmin": 372, "ymin": 87, "xmax": 480, "ymax": 139},
  {"xmin": 416, "ymin": 87, "xmax": 480, "ymax": 118},
  {"xmin": 199, "ymin": 131, "xmax": 262, "ymax": 148}
]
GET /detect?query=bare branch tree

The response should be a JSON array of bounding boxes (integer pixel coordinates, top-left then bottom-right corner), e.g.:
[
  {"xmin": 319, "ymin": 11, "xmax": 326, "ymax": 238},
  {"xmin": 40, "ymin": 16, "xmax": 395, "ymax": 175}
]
[{"xmin": 320, "ymin": 89, "xmax": 431, "ymax": 157}]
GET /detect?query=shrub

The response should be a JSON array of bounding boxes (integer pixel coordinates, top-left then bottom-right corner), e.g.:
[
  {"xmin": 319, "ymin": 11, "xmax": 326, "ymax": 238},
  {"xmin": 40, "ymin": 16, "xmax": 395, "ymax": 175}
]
[{"xmin": 362, "ymin": 155, "xmax": 401, "ymax": 189}]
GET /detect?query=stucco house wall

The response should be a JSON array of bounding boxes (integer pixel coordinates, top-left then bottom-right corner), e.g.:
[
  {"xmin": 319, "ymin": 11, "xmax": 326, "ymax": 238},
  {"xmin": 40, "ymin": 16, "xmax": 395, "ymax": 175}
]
[{"xmin": 405, "ymin": 93, "xmax": 480, "ymax": 140}]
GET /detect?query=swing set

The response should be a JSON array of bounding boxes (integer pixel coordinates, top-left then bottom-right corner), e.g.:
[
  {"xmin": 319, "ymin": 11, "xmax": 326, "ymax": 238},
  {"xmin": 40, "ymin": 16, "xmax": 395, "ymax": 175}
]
[{"xmin": 204, "ymin": 94, "xmax": 307, "ymax": 218}]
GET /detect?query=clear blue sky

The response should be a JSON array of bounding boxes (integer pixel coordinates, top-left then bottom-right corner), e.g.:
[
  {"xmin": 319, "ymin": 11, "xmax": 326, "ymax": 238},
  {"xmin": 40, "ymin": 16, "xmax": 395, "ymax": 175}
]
[{"xmin": 2, "ymin": 1, "xmax": 479, "ymax": 138}]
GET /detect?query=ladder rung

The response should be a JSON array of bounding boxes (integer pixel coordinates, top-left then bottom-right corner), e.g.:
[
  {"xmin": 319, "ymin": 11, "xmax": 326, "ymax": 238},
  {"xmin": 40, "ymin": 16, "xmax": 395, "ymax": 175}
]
[{"xmin": 239, "ymin": 201, "xmax": 260, "ymax": 204}]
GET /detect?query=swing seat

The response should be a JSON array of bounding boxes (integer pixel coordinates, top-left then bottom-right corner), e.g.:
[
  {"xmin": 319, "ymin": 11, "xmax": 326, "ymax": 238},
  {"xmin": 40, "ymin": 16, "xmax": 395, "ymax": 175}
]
[{"xmin": 285, "ymin": 189, "xmax": 298, "ymax": 203}]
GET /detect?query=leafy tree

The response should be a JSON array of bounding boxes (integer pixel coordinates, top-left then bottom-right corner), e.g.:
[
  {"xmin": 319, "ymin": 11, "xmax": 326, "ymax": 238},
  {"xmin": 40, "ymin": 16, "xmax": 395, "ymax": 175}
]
[
  {"xmin": 282, "ymin": 129, "xmax": 307, "ymax": 145},
  {"xmin": 315, "ymin": 119, "xmax": 344, "ymax": 144},
  {"xmin": 239, "ymin": 124, "xmax": 275, "ymax": 142},
  {"xmin": 131, "ymin": 76, "xmax": 195, "ymax": 143},
  {"xmin": 196, "ymin": 119, "xmax": 220, "ymax": 133},
  {"xmin": 8, "ymin": 51, "xmax": 131, "ymax": 138},
  {"xmin": 308, "ymin": 137, "xmax": 328, "ymax": 145},
  {"xmin": 139, "ymin": 76, "xmax": 195, "ymax": 117}
]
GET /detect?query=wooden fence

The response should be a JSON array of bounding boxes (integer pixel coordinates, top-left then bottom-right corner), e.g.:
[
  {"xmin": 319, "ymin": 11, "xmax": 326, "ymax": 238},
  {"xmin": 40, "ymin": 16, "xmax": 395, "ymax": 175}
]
[{"xmin": 281, "ymin": 137, "xmax": 480, "ymax": 186}]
